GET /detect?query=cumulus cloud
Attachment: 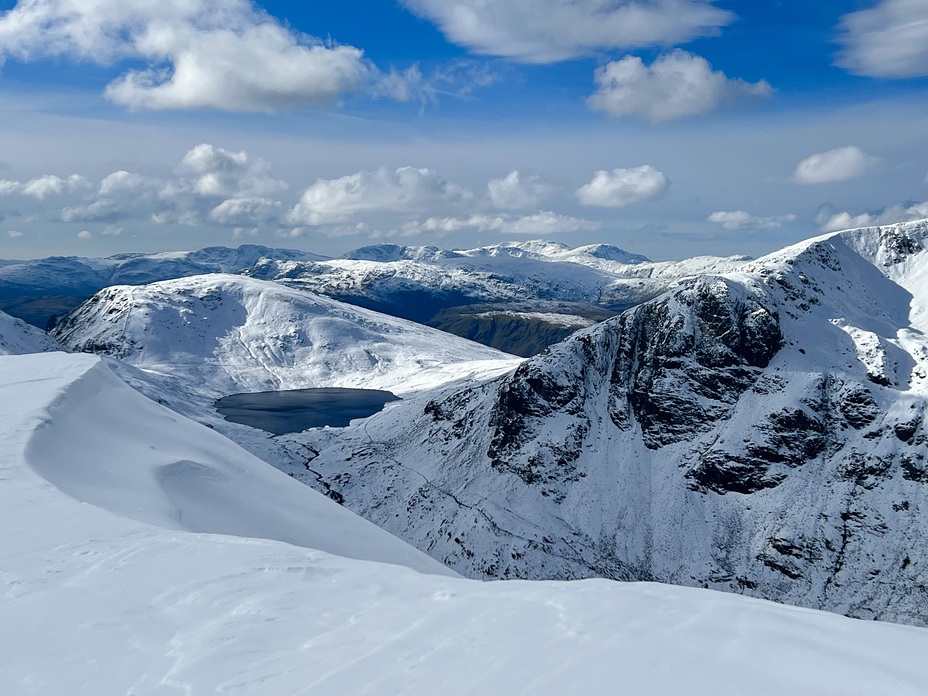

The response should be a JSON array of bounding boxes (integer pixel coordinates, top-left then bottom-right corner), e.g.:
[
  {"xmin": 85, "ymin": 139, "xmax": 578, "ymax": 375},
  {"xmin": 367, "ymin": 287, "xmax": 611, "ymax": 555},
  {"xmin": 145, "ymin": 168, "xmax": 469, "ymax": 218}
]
[
  {"xmin": 408, "ymin": 211, "xmax": 600, "ymax": 237},
  {"xmin": 487, "ymin": 170, "xmax": 553, "ymax": 209},
  {"xmin": 0, "ymin": 0, "xmax": 370, "ymax": 111},
  {"xmin": 7, "ymin": 230, "xmax": 22, "ymax": 238},
  {"xmin": 835, "ymin": 0, "xmax": 928, "ymax": 78},
  {"xmin": 178, "ymin": 143, "xmax": 285, "ymax": 198},
  {"xmin": 708, "ymin": 210, "xmax": 796, "ymax": 231},
  {"xmin": 588, "ymin": 51, "xmax": 771, "ymax": 122},
  {"xmin": 399, "ymin": 0, "xmax": 733, "ymax": 63},
  {"xmin": 208, "ymin": 196, "xmax": 282, "ymax": 226},
  {"xmin": 63, "ymin": 143, "xmax": 286, "ymax": 227},
  {"xmin": 77, "ymin": 229, "xmax": 92, "ymax": 239},
  {"xmin": 819, "ymin": 200, "xmax": 928, "ymax": 232},
  {"xmin": 576, "ymin": 166, "xmax": 669, "ymax": 207},
  {"xmin": 793, "ymin": 146, "xmax": 877, "ymax": 185},
  {"xmin": 286, "ymin": 166, "xmax": 471, "ymax": 226},
  {"xmin": 0, "ymin": 173, "xmax": 89, "ymax": 200},
  {"xmin": 98, "ymin": 171, "xmax": 152, "ymax": 196}
]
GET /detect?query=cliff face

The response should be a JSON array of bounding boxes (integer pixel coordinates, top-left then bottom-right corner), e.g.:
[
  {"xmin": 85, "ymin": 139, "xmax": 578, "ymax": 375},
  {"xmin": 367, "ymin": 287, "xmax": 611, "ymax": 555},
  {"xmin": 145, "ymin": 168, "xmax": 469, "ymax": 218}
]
[{"xmin": 295, "ymin": 221, "xmax": 928, "ymax": 626}]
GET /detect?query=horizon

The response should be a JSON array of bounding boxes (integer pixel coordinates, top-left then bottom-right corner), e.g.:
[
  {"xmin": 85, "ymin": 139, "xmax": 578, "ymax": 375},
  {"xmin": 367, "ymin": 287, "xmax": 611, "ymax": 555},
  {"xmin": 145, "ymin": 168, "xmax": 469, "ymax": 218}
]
[{"xmin": 0, "ymin": 0, "xmax": 926, "ymax": 261}]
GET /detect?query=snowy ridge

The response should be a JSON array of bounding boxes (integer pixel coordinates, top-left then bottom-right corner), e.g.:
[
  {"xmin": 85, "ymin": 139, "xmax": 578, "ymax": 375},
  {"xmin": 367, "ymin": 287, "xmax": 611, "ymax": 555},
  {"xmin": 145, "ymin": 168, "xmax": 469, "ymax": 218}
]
[
  {"xmin": 3, "ymin": 351, "xmax": 928, "ymax": 694},
  {"xmin": 0, "ymin": 310, "xmax": 62, "ymax": 355},
  {"xmin": 15, "ymin": 353, "xmax": 449, "ymax": 574},
  {"xmin": 294, "ymin": 219, "xmax": 928, "ymax": 625}
]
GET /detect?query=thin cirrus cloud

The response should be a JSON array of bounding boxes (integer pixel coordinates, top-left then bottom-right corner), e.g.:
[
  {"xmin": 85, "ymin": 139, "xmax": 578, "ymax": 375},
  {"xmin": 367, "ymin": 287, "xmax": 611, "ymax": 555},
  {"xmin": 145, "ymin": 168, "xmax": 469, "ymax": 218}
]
[
  {"xmin": 487, "ymin": 170, "xmax": 554, "ymax": 210},
  {"xmin": 285, "ymin": 167, "xmax": 471, "ymax": 226},
  {"xmin": 576, "ymin": 166, "xmax": 670, "ymax": 207},
  {"xmin": 399, "ymin": 0, "xmax": 734, "ymax": 63},
  {"xmin": 792, "ymin": 146, "xmax": 877, "ymax": 185},
  {"xmin": 708, "ymin": 210, "xmax": 796, "ymax": 231},
  {"xmin": 835, "ymin": 0, "xmax": 928, "ymax": 78},
  {"xmin": 0, "ymin": 0, "xmax": 371, "ymax": 111},
  {"xmin": 588, "ymin": 51, "xmax": 771, "ymax": 122}
]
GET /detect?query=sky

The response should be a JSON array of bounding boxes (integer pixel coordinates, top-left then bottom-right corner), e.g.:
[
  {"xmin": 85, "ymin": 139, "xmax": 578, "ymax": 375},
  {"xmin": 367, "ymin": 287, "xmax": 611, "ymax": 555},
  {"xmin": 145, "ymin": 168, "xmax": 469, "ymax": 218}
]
[{"xmin": 0, "ymin": 0, "xmax": 926, "ymax": 261}]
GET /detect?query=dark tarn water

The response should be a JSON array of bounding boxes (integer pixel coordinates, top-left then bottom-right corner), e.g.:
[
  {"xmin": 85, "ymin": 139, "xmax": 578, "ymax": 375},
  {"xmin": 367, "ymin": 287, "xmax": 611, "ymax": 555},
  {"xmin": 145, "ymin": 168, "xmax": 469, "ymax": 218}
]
[{"xmin": 215, "ymin": 388, "xmax": 400, "ymax": 435}]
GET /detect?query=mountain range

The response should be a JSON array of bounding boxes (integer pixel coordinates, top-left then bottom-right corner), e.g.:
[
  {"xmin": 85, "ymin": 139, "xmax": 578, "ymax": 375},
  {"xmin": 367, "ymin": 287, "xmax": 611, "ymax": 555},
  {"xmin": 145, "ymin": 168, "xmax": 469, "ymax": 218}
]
[{"xmin": 4, "ymin": 219, "xmax": 928, "ymax": 690}]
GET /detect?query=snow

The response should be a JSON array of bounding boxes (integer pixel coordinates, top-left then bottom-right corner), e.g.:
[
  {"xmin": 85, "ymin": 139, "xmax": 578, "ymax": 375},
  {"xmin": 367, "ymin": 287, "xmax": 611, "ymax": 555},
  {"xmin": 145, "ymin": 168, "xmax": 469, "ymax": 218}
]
[
  {"xmin": 52, "ymin": 273, "xmax": 522, "ymax": 400},
  {"xmin": 0, "ymin": 310, "xmax": 62, "ymax": 355},
  {"xmin": 3, "ymin": 351, "xmax": 928, "ymax": 694}
]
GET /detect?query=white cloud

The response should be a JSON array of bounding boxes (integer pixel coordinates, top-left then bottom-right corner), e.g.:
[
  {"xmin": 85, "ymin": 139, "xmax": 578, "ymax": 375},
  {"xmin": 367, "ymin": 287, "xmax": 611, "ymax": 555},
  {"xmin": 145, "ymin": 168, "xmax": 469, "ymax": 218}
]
[
  {"xmin": 209, "ymin": 197, "xmax": 281, "ymax": 226},
  {"xmin": 410, "ymin": 211, "xmax": 600, "ymax": 237},
  {"xmin": 286, "ymin": 166, "xmax": 471, "ymax": 226},
  {"xmin": 399, "ymin": 0, "xmax": 733, "ymax": 63},
  {"xmin": 0, "ymin": 173, "xmax": 89, "ymax": 199},
  {"xmin": 179, "ymin": 143, "xmax": 285, "ymax": 198},
  {"xmin": 793, "ymin": 146, "xmax": 877, "ymax": 185},
  {"xmin": 819, "ymin": 200, "xmax": 928, "ymax": 232},
  {"xmin": 0, "ymin": 0, "xmax": 370, "ymax": 111},
  {"xmin": 77, "ymin": 229, "xmax": 92, "ymax": 239},
  {"xmin": 487, "ymin": 170, "xmax": 553, "ymax": 209},
  {"xmin": 707, "ymin": 210, "xmax": 796, "ymax": 231},
  {"xmin": 98, "ymin": 171, "xmax": 151, "ymax": 196},
  {"xmin": 7, "ymin": 230, "xmax": 22, "ymax": 238},
  {"xmin": 576, "ymin": 166, "xmax": 669, "ymax": 207},
  {"xmin": 102, "ymin": 225, "xmax": 122, "ymax": 236},
  {"xmin": 835, "ymin": 0, "xmax": 928, "ymax": 78},
  {"xmin": 63, "ymin": 144, "xmax": 285, "ymax": 225},
  {"xmin": 588, "ymin": 51, "xmax": 771, "ymax": 122}
]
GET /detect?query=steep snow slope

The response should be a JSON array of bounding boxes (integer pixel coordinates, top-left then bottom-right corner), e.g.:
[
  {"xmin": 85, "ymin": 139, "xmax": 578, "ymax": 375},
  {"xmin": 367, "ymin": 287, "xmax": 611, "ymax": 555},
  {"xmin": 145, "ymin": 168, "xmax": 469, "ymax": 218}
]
[
  {"xmin": 0, "ymin": 310, "xmax": 62, "ymax": 355},
  {"xmin": 51, "ymin": 274, "xmax": 520, "ymax": 401},
  {"xmin": 11, "ymin": 352, "xmax": 449, "ymax": 574},
  {"xmin": 4, "ymin": 352, "xmax": 928, "ymax": 694},
  {"xmin": 294, "ymin": 220, "xmax": 928, "ymax": 625}
]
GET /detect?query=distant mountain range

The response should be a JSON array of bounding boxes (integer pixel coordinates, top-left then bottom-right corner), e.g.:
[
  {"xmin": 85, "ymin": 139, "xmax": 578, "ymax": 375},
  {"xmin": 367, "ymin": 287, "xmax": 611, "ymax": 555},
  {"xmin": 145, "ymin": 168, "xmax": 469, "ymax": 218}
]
[{"xmin": 2, "ymin": 240, "xmax": 747, "ymax": 356}]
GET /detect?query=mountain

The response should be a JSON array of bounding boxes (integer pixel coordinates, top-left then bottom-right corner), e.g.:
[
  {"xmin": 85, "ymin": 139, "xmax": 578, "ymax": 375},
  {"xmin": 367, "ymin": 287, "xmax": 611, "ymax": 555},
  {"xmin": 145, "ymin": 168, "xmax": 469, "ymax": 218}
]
[
  {"xmin": 252, "ymin": 240, "xmax": 748, "ymax": 354},
  {"xmin": 3, "ymin": 351, "xmax": 928, "ymax": 693},
  {"xmin": 0, "ymin": 309, "xmax": 63, "ymax": 355},
  {"xmin": 3, "ymin": 239, "xmax": 746, "ymax": 355},
  {"xmin": 0, "ymin": 244, "xmax": 324, "ymax": 328},
  {"xmin": 290, "ymin": 220, "xmax": 928, "ymax": 626},
  {"xmin": 50, "ymin": 274, "xmax": 520, "ymax": 401}
]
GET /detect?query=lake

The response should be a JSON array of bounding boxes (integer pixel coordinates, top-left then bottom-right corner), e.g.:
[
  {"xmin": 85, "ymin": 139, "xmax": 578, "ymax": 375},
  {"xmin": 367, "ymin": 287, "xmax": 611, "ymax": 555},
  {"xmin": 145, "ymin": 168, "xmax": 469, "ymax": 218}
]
[{"xmin": 215, "ymin": 387, "xmax": 401, "ymax": 435}]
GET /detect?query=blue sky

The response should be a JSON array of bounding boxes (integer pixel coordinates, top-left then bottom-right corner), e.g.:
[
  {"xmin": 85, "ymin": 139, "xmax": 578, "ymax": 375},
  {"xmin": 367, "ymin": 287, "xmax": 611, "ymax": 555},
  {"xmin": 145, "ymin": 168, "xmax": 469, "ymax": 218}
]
[{"xmin": 0, "ymin": 0, "xmax": 926, "ymax": 260}]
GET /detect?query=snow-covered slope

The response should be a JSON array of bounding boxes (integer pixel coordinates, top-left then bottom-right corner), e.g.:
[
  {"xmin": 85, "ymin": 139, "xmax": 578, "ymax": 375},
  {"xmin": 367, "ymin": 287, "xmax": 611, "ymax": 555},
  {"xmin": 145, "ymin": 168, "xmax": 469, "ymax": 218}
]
[
  {"xmin": 51, "ymin": 273, "xmax": 520, "ymax": 400},
  {"xmin": 294, "ymin": 220, "xmax": 928, "ymax": 625},
  {"xmin": 0, "ymin": 310, "xmax": 62, "ymax": 355},
  {"xmin": 4, "ymin": 352, "xmax": 928, "ymax": 694},
  {"xmin": 10, "ymin": 352, "xmax": 449, "ymax": 574}
]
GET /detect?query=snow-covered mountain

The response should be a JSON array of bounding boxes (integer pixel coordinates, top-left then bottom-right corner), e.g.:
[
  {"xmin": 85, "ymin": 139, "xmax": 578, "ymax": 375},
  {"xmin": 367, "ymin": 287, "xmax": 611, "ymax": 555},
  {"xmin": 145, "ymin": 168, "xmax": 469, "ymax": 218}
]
[
  {"xmin": 253, "ymin": 240, "xmax": 748, "ymax": 354},
  {"xmin": 289, "ymin": 220, "xmax": 928, "ymax": 626},
  {"xmin": 4, "ymin": 351, "xmax": 928, "ymax": 694},
  {"xmin": 0, "ymin": 244, "xmax": 324, "ymax": 327},
  {"xmin": 253, "ymin": 239, "xmax": 748, "ymax": 323},
  {"xmin": 3, "ymin": 239, "xmax": 745, "ymax": 354},
  {"xmin": 51, "ymin": 274, "xmax": 520, "ymax": 401},
  {"xmin": 0, "ymin": 309, "xmax": 62, "ymax": 355}
]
